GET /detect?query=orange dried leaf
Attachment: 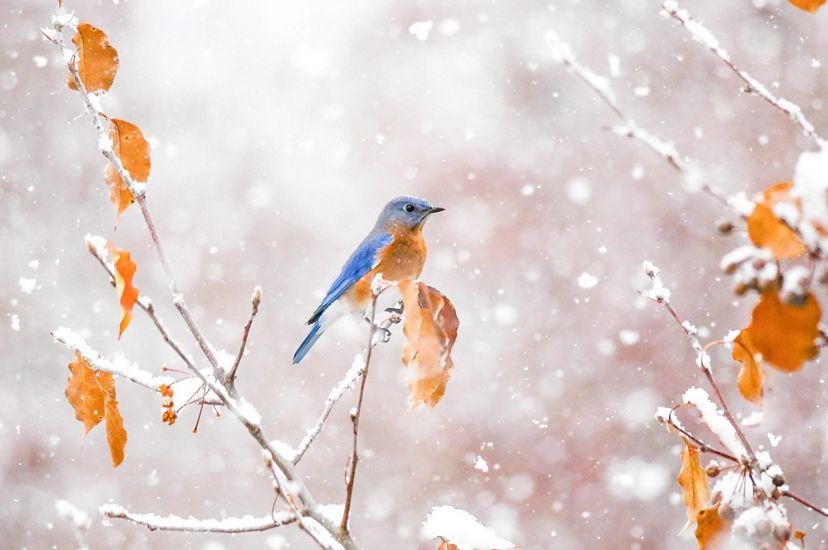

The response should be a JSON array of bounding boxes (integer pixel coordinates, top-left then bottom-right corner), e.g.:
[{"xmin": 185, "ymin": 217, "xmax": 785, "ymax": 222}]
[
  {"xmin": 437, "ymin": 542, "xmax": 459, "ymax": 550},
  {"xmin": 788, "ymin": 0, "xmax": 826, "ymax": 12},
  {"xmin": 64, "ymin": 352, "xmax": 128, "ymax": 467},
  {"xmin": 106, "ymin": 242, "xmax": 140, "ymax": 337},
  {"xmin": 399, "ymin": 280, "xmax": 459, "ymax": 410},
  {"xmin": 678, "ymin": 438, "xmax": 710, "ymax": 531},
  {"xmin": 732, "ymin": 331, "xmax": 765, "ymax": 404},
  {"xmin": 105, "ymin": 119, "xmax": 151, "ymax": 218},
  {"xmin": 695, "ymin": 506, "xmax": 730, "ymax": 549},
  {"xmin": 67, "ymin": 23, "xmax": 119, "ymax": 93},
  {"xmin": 65, "ymin": 352, "xmax": 106, "ymax": 434},
  {"xmin": 741, "ymin": 285, "xmax": 821, "ymax": 372},
  {"xmin": 99, "ymin": 374, "xmax": 127, "ymax": 467},
  {"xmin": 747, "ymin": 182, "xmax": 806, "ymax": 260}
]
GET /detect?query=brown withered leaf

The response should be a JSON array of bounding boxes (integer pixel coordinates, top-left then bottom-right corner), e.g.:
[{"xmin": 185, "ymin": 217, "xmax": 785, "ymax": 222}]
[
  {"xmin": 788, "ymin": 0, "xmax": 826, "ymax": 12},
  {"xmin": 399, "ymin": 280, "xmax": 459, "ymax": 410},
  {"xmin": 65, "ymin": 352, "xmax": 128, "ymax": 467},
  {"xmin": 98, "ymin": 371, "xmax": 128, "ymax": 467},
  {"xmin": 105, "ymin": 119, "xmax": 151, "ymax": 218},
  {"xmin": 65, "ymin": 352, "xmax": 106, "ymax": 434},
  {"xmin": 740, "ymin": 285, "xmax": 821, "ymax": 372},
  {"xmin": 732, "ymin": 331, "xmax": 765, "ymax": 404},
  {"xmin": 678, "ymin": 438, "xmax": 710, "ymax": 531},
  {"xmin": 747, "ymin": 182, "xmax": 806, "ymax": 260},
  {"xmin": 695, "ymin": 506, "xmax": 730, "ymax": 549},
  {"xmin": 437, "ymin": 541, "xmax": 459, "ymax": 550},
  {"xmin": 106, "ymin": 242, "xmax": 139, "ymax": 337},
  {"xmin": 67, "ymin": 23, "xmax": 119, "ymax": 93}
]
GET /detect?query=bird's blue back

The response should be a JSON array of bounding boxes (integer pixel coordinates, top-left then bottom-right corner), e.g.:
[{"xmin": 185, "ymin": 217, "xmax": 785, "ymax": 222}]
[{"xmin": 305, "ymin": 230, "xmax": 393, "ymax": 325}]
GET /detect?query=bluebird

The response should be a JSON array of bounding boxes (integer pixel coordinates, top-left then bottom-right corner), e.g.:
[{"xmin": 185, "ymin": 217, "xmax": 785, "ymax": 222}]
[{"xmin": 293, "ymin": 196, "xmax": 444, "ymax": 364}]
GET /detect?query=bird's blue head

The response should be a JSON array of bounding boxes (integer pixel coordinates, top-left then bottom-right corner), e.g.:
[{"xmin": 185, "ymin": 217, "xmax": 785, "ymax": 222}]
[{"xmin": 375, "ymin": 196, "xmax": 445, "ymax": 231}]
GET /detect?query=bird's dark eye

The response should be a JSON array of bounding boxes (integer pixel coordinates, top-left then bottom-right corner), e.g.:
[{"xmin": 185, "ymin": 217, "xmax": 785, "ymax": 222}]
[{"xmin": 404, "ymin": 204, "xmax": 415, "ymax": 213}]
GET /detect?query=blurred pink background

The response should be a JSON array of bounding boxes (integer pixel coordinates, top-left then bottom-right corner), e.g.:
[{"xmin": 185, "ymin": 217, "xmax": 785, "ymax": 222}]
[{"xmin": 2, "ymin": 0, "xmax": 828, "ymax": 548}]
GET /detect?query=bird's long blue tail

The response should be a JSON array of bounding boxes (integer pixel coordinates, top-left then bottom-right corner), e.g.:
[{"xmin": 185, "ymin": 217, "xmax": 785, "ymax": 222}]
[{"xmin": 293, "ymin": 322, "xmax": 323, "ymax": 365}]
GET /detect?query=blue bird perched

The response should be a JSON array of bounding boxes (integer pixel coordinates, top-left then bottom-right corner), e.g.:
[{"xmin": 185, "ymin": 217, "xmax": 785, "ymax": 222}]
[{"xmin": 293, "ymin": 196, "xmax": 444, "ymax": 365}]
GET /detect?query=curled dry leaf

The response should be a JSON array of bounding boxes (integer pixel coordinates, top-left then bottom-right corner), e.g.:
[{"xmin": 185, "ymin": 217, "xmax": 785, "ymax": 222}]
[
  {"xmin": 106, "ymin": 119, "xmax": 151, "ymax": 218},
  {"xmin": 106, "ymin": 242, "xmax": 140, "ymax": 337},
  {"xmin": 67, "ymin": 23, "xmax": 119, "ymax": 93},
  {"xmin": 788, "ymin": 0, "xmax": 826, "ymax": 12},
  {"xmin": 398, "ymin": 280, "xmax": 459, "ymax": 410},
  {"xmin": 747, "ymin": 183, "xmax": 806, "ymax": 260},
  {"xmin": 677, "ymin": 438, "xmax": 710, "ymax": 532},
  {"xmin": 738, "ymin": 284, "xmax": 820, "ymax": 373},
  {"xmin": 695, "ymin": 505, "xmax": 730, "ymax": 550},
  {"xmin": 732, "ymin": 331, "xmax": 765, "ymax": 404},
  {"xmin": 65, "ymin": 352, "xmax": 128, "ymax": 467}
]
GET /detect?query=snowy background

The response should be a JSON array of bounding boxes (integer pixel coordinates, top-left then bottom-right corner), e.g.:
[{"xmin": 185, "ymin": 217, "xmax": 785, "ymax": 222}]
[{"xmin": 3, "ymin": 0, "xmax": 828, "ymax": 548}]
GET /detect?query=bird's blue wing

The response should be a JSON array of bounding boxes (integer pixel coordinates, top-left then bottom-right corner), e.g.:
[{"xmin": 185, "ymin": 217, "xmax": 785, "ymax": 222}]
[{"xmin": 306, "ymin": 232, "xmax": 393, "ymax": 325}]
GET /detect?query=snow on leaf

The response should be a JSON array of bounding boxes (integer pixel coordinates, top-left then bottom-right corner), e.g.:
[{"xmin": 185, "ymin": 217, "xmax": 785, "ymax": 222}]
[
  {"xmin": 731, "ymin": 330, "xmax": 764, "ymax": 404},
  {"xmin": 399, "ymin": 281, "xmax": 458, "ymax": 410},
  {"xmin": 67, "ymin": 23, "xmax": 119, "ymax": 93},
  {"xmin": 65, "ymin": 352, "xmax": 128, "ymax": 467},
  {"xmin": 747, "ymin": 183, "xmax": 806, "ymax": 260},
  {"xmin": 422, "ymin": 505, "xmax": 513, "ymax": 550},
  {"xmin": 106, "ymin": 242, "xmax": 140, "ymax": 338},
  {"xmin": 739, "ymin": 284, "xmax": 820, "ymax": 372},
  {"xmin": 677, "ymin": 438, "xmax": 710, "ymax": 532},
  {"xmin": 788, "ymin": 0, "xmax": 826, "ymax": 12},
  {"xmin": 105, "ymin": 119, "xmax": 151, "ymax": 218}
]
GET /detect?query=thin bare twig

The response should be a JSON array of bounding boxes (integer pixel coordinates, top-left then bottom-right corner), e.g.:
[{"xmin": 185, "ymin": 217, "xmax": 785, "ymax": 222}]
[
  {"xmin": 340, "ymin": 285, "xmax": 385, "ymax": 533},
  {"xmin": 665, "ymin": 407, "xmax": 739, "ymax": 463},
  {"xmin": 293, "ymin": 303, "xmax": 403, "ymax": 465},
  {"xmin": 227, "ymin": 286, "xmax": 262, "ymax": 383},
  {"xmin": 782, "ymin": 490, "xmax": 828, "ymax": 519},
  {"xmin": 661, "ymin": 0, "xmax": 826, "ymax": 148}
]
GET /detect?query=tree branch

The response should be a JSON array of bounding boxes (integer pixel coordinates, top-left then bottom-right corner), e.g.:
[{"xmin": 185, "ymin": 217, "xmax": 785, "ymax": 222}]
[
  {"xmin": 340, "ymin": 281, "xmax": 387, "ymax": 533},
  {"xmin": 47, "ymin": 19, "xmax": 222, "ymax": 377},
  {"xmin": 660, "ymin": 0, "xmax": 826, "ymax": 148},
  {"xmin": 642, "ymin": 263, "xmax": 755, "ymax": 461},
  {"xmin": 781, "ymin": 490, "xmax": 828, "ymax": 519},
  {"xmin": 100, "ymin": 504, "xmax": 298, "ymax": 533},
  {"xmin": 293, "ymin": 303, "xmax": 403, "ymax": 465},
  {"xmin": 85, "ymin": 234, "xmax": 198, "ymax": 374},
  {"xmin": 227, "ymin": 286, "xmax": 262, "ymax": 383},
  {"xmin": 48, "ymin": 11, "xmax": 358, "ymax": 549},
  {"xmin": 549, "ymin": 34, "xmax": 731, "ymax": 209}
]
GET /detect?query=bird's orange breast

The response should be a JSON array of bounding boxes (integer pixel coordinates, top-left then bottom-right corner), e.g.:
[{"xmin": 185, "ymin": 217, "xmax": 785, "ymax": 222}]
[{"xmin": 347, "ymin": 225, "xmax": 427, "ymax": 307}]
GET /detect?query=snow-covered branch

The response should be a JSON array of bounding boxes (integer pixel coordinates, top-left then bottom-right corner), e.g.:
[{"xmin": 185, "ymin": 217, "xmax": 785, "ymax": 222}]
[
  {"xmin": 293, "ymin": 302, "xmax": 402, "ymax": 464},
  {"xmin": 642, "ymin": 263, "xmax": 755, "ymax": 460},
  {"xmin": 100, "ymin": 504, "xmax": 297, "ymax": 533},
  {"xmin": 48, "ymin": 7, "xmax": 358, "ymax": 548},
  {"xmin": 52, "ymin": 327, "xmax": 173, "ymax": 391},
  {"xmin": 548, "ymin": 32, "xmax": 731, "ymax": 209},
  {"xmin": 661, "ymin": 0, "xmax": 826, "ymax": 148}
]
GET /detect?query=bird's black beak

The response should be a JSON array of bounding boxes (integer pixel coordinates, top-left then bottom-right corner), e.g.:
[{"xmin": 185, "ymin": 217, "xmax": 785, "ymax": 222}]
[{"xmin": 426, "ymin": 206, "xmax": 445, "ymax": 215}]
